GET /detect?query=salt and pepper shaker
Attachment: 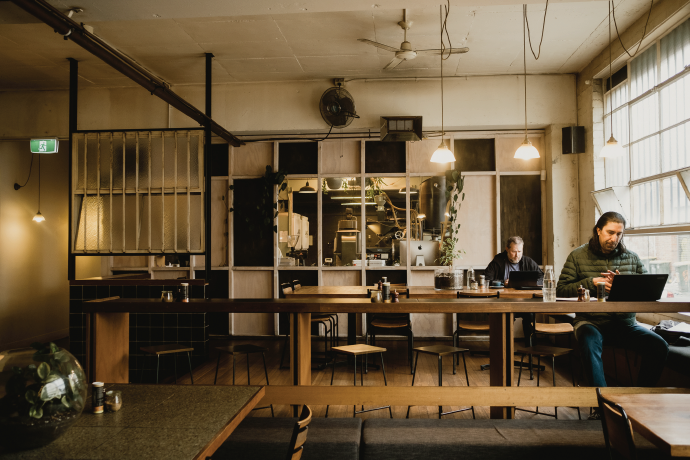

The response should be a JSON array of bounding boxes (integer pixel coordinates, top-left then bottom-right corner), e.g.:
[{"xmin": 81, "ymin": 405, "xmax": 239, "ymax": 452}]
[
  {"xmin": 392, "ymin": 290, "xmax": 399, "ymax": 303},
  {"xmin": 577, "ymin": 285, "xmax": 586, "ymax": 302},
  {"xmin": 377, "ymin": 280, "xmax": 383, "ymax": 291}
]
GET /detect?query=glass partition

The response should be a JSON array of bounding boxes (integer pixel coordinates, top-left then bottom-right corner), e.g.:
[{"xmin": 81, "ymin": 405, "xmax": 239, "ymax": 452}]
[
  {"xmin": 364, "ymin": 177, "xmax": 409, "ymax": 267},
  {"xmin": 321, "ymin": 177, "xmax": 363, "ymax": 267},
  {"xmin": 277, "ymin": 178, "xmax": 317, "ymax": 267}
]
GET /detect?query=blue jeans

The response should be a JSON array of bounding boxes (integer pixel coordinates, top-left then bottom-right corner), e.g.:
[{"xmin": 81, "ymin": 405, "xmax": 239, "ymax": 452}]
[{"xmin": 575, "ymin": 322, "xmax": 669, "ymax": 387}]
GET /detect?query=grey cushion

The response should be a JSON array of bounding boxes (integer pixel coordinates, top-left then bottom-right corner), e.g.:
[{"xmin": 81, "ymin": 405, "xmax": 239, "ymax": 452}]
[
  {"xmin": 361, "ymin": 419, "xmax": 665, "ymax": 460},
  {"xmin": 212, "ymin": 417, "xmax": 361, "ymax": 460},
  {"xmin": 667, "ymin": 345, "xmax": 690, "ymax": 376}
]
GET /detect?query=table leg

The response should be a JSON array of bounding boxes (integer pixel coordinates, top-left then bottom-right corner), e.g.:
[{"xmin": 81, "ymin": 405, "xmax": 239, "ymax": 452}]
[
  {"xmin": 290, "ymin": 312, "xmax": 312, "ymax": 416},
  {"xmin": 489, "ymin": 312, "xmax": 514, "ymax": 419},
  {"xmin": 91, "ymin": 312, "xmax": 129, "ymax": 384}
]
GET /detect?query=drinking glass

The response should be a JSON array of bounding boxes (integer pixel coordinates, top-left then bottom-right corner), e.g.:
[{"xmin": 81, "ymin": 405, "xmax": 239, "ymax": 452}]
[{"xmin": 542, "ymin": 265, "xmax": 556, "ymax": 302}]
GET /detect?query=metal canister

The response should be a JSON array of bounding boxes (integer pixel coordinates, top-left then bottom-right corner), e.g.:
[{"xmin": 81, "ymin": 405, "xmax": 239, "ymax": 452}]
[
  {"xmin": 382, "ymin": 282, "xmax": 390, "ymax": 301},
  {"xmin": 92, "ymin": 382, "xmax": 104, "ymax": 414},
  {"xmin": 597, "ymin": 282, "xmax": 607, "ymax": 302},
  {"xmin": 479, "ymin": 275, "xmax": 486, "ymax": 287}
]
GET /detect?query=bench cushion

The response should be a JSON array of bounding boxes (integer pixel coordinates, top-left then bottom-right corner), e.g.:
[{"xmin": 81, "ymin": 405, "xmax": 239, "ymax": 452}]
[
  {"xmin": 667, "ymin": 345, "xmax": 690, "ymax": 377},
  {"xmin": 361, "ymin": 419, "xmax": 664, "ymax": 460},
  {"xmin": 212, "ymin": 417, "xmax": 361, "ymax": 460}
]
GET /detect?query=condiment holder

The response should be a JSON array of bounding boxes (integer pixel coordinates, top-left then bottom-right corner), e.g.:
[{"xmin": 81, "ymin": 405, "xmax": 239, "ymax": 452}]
[{"xmin": 161, "ymin": 291, "xmax": 174, "ymax": 302}]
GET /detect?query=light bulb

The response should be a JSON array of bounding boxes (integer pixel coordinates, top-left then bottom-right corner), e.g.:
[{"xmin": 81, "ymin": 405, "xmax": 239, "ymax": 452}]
[
  {"xmin": 33, "ymin": 211, "xmax": 45, "ymax": 223},
  {"xmin": 514, "ymin": 139, "xmax": 540, "ymax": 160},
  {"xmin": 430, "ymin": 140, "xmax": 456, "ymax": 163},
  {"xmin": 599, "ymin": 135, "xmax": 624, "ymax": 158}
]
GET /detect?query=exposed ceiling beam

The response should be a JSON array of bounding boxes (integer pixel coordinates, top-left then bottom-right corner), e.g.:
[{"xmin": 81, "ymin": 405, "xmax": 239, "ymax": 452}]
[{"xmin": 10, "ymin": 0, "xmax": 242, "ymax": 146}]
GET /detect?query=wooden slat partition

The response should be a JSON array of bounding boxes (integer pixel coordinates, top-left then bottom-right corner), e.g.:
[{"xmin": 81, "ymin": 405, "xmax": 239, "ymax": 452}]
[{"xmin": 260, "ymin": 386, "xmax": 690, "ymax": 408}]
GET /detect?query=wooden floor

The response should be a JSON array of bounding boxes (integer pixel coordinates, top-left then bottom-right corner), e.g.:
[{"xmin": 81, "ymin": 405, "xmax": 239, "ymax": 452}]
[{"xmin": 169, "ymin": 336, "xmax": 588, "ymax": 420}]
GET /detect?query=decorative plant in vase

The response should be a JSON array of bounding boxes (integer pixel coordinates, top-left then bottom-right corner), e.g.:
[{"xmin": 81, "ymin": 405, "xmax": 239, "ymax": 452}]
[{"xmin": 434, "ymin": 169, "xmax": 466, "ymax": 290}]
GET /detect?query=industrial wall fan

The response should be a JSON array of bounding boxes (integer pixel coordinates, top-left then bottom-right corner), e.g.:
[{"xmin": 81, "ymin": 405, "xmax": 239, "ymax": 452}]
[{"xmin": 319, "ymin": 83, "xmax": 359, "ymax": 128}]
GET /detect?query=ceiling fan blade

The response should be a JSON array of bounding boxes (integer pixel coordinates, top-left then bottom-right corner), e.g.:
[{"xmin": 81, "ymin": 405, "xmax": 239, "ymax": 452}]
[
  {"xmin": 415, "ymin": 47, "xmax": 470, "ymax": 56},
  {"xmin": 383, "ymin": 57, "xmax": 405, "ymax": 70},
  {"xmin": 358, "ymin": 38, "xmax": 401, "ymax": 53}
]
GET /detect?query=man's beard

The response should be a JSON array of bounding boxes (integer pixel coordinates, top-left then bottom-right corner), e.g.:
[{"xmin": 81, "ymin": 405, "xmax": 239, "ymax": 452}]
[{"xmin": 508, "ymin": 257, "xmax": 520, "ymax": 264}]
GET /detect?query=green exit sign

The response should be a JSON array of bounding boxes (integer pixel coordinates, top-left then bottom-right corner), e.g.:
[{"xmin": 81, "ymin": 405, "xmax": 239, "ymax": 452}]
[{"xmin": 30, "ymin": 138, "xmax": 59, "ymax": 154}]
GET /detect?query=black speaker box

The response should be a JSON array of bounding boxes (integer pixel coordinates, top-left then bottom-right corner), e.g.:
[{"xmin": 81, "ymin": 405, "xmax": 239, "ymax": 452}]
[{"xmin": 562, "ymin": 126, "xmax": 585, "ymax": 154}]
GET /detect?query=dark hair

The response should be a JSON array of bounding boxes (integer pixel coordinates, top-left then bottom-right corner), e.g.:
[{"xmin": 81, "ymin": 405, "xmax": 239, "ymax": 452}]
[
  {"xmin": 506, "ymin": 236, "xmax": 524, "ymax": 248},
  {"xmin": 589, "ymin": 211, "xmax": 627, "ymax": 253}
]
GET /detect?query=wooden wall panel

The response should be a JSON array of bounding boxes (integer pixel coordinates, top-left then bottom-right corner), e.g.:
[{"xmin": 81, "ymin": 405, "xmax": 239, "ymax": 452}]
[
  {"xmin": 409, "ymin": 270, "xmax": 435, "ymax": 286},
  {"xmin": 322, "ymin": 270, "xmax": 361, "ymax": 337},
  {"xmin": 232, "ymin": 270, "xmax": 274, "ymax": 335},
  {"xmin": 455, "ymin": 139, "xmax": 496, "ymax": 172},
  {"xmin": 455, "ymin": 175, "xmax": 497, "ymax": 266},
  {"xmin": 209, "ymin": 179, "xmax": 228, "ymax": 267},
  {"xmin": 408, "ymin": 139, "xmax": 448, "ymax": 174},
  {"xmin": 232, "ymin": 142, "xmax": 273, "ymax": 176},
  {"xmin": 495, "ymin": 136, "xmax": 544, "ymax": 171},
  {"xmin": 499, "ymin": 175, "xmax": 542, "ymax": 264},
  {"xmin": 321, "ymin": 140, "xmax": 360, "ymax": 175}
]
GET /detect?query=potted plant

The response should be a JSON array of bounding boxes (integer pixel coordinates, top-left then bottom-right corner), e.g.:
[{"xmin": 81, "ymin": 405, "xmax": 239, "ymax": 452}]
[
  {"xmin": 0, "ymin": 342, "xmax": 87, "ymax": 452},
  {"xmin": 434, "ymin": 170, "xmax": 466, "ymax": 290}
]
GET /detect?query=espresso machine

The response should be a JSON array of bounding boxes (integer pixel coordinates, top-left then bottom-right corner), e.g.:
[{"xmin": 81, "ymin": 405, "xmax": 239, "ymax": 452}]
[{"xmin": 334, "ymin": 208, "xmax": 361, "ymax": 266}]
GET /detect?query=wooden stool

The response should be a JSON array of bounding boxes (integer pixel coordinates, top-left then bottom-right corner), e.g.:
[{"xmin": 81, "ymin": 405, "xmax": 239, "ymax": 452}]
[
  {"xmin": 406, "ymin": 345, "xmax": 475, "ymax": 419},
  {"xmin": 140, "ymin": 344, "xmax": 194, "ymax": 384},
  {"xmin": 515, "ymin": 344, "xmax": 579, "ymax": 419},
  {"xmin": 214, "ymin": 344, "xmax": 274, "ymax": 417},
  {"xmin": 325, "ymin": 344, "xmax": 392, "ymax": 418}
]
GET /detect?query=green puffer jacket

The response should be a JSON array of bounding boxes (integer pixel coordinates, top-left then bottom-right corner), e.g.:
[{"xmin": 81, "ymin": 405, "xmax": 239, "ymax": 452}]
[{"xmin": 556, "ymin": 243, "xmax": 646, "ymax": 329}]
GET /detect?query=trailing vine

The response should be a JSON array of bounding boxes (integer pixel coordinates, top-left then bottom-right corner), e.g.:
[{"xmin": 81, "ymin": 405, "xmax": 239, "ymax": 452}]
[{"xmin": 439, "ymin": 169, "xmax": 466, "ymax": 265}]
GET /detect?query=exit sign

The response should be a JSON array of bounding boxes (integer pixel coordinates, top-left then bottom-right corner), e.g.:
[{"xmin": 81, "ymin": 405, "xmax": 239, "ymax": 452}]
[{"xmin": 30, "ymin": 138, "xmax": 59, "ymax": 154}]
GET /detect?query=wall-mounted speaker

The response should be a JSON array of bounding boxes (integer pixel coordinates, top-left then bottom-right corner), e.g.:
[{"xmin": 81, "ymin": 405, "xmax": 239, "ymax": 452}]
[{"xmin": 562, "ymin": 126, "xmax": 585, "ymax": 154}]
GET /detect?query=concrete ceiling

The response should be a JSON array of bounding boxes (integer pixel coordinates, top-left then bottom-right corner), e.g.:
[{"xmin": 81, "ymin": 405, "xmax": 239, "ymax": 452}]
[{"xmin": 0, "ymin": 0, "xmax": 653, "ymax": 90}]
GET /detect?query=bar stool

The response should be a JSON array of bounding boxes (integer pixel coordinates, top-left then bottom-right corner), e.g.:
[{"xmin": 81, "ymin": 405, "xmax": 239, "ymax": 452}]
[
  {"xmin": 515, "ymin": 344, "xmax": 580, "ymax": 419},
  {"xmin": 214, "ymin": 344, "xmax": 274, "ymax": 417},
  {"xmin": 295, "ymin": 280, "xmax": 339, "ymax": 347},
  {"xmin": 140, "ymin": 344, "xmax": 194, "ymax": 384},
  {"xmin": 325, "ymin": 344, "xmax": 392, "ymax": 418},
  {"xmin": 406, "ymin": 345, "xmax": 475, "ymax": 419},
  {"xmin": 366, "ymin": 288, "xmax": 413, "ymax": 373}
]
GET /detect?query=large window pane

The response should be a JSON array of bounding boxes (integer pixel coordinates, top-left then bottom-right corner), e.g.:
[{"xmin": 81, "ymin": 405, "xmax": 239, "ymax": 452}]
[
  {"xmin": 660, "ymin": 73, "xmax": 690, "ymax": 129},
  {"xmin": 631, "ymin": 136, "xmax": 659, "ymax": 180},
  {"xmin": 365, "ymin": 177, "xmax": 407, "ymax": 267},
  {"xmin": 630, "ymin": 45, "xmax": 657, "ymax": 98},
  {"xmin": 604, "ymin": 106, "xmax": 629, "ymax": 145},
  {"xmin": 321, "ymin": 177, "xmax": 363, "ymax": 267},
  {"xmin": 630, "ymin": 95, "xmax": 658, "ymax": 143},
  {"xmin": 605, "ymin": 150, "xmax": 630, "ymax": 187},
  {"xmin": 660, "ymin": 18, "xmax": 690, "ymax": 82},
  {"xmin": 632, "ymin": 181, "xmax": 661, "ymax": 227},
  {"xmin": 661, "ymin": 120, "xmax": 690, "ymax": 172},
  {"xmin": 606, "ymin": 83, "xmax": 628, "ymax": 113},
  {"xmin": 662, "ymin": 176, "xmax": 690, "ymax": 224},
  {"xmin": 626, "ymin": 233, "xmax": 690, "ymax": 299}
]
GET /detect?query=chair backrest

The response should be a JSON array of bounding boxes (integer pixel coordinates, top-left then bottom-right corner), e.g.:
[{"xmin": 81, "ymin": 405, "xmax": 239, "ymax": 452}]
[
  {"xmin": 596, "ymin": 388, "xmax": 637, "ymax": 460},
  {"xmin": 292, "ymin": 280, "xmax": 302, "ymax": 291},
  {"xmin": 285, "ymin": 405, "xmax": 312, "ymax": 460},
  {"xmin": 281, "ymin": 283, "xmax": 293, "ymax": 298}
]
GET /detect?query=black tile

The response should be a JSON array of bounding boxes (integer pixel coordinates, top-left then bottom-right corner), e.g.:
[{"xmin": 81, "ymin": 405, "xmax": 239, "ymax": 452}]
[
  {"xmin": 109, "ymin": 285, "xmax": 123, "ymax": 298},
  {"xmin": 123, "ymin": 285, "xmax": 137, "ymax": 299},
  {"xmin": 69, "ymin": 300, "xmax": 83, "ymax": 314},
  {"xmin": 136, "ymin": 285, "xmax": 150, "ymax": 298},
  {"xmin": 191, "ymin": 285, "xmax": 205, "ymax": 299},
  {"xmin": 178, "ymin": 328, "xmax": 191, "ymax": 342},
  {"xmin": 97, "ymin": 285, "xmax": 110, "ymax": 299},
  {"xmin": 137, "ymin": 314, "xmax": 150, "ymax": 328},
  {"xmin": 70, "ymin": 342, "xmax": 84, "ymax": 356},
  {"xmin": 70, "ymin": 328, "xmax": 83, "ymax": 342},
  {"xmin": 69, "ymin": 313, "xmax": 83, "ymax": 328},
  {"xmin": 151, "ymin": 314, "xmax": 164, "ymax": 328},
  {"xmin": 191, "ymin": 313, "xmax": 205, "ymax": 328},
  {"xmin": 70, "ymin": 285, "xmax": 82, "ymax": 300},
  {"xmin": 129, "ymin": 327, "xmax": 136, "ymax": 341},
  {"xmin": 164, "ymin": 328, "xmax": 177, "ymax": 342},
  {"xmin": 149, "ymin": 285, "xmax": 164, "ymax": 300},
  {"xmin": 137, "ymin": 328, "xmax": 151, "ymax": 342},
  {"xmin": 178, "ymin": 314, "xmax": 191, "ymax": 328},
  {"xmin": 151, "ymin": 328, "xmax": 164, "ymax": 342},
  {"xmin": 83, "ymin": 285, "xmax": 97, "ymax": 300},
  {"xmin": 164, "ymin": 314, "xmax": 177, "ymax": 328},
  {"xmin": 192, "ymin": 328, "xmax": 205, "ymax": 342},
  {"xmin": 129, "ymin": 341, "xmax": 138, "ymax": 355}
]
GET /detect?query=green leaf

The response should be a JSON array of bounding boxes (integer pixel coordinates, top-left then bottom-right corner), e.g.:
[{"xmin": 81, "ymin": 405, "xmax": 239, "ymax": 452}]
[
  {"xmin": 452, "ymin": 170, "xmax": 459, "ymax": 181},
  {"xmin": 37, "ymin": 362, "xmax": 50, "ymax": 380},
  {"xmin": 30, "ymin": 342, "xmax": 44, "ymax": 351},
  {"xmin": 281, "ymin": 183, "xmax": 287, "ymax": 191},
  {"xmin": 25, "ymin": 389, "xmax": 37, "ymax": 404},
  {"xmin": 462, "ymin": 193, "xmax": 465, "ymax": 201},
  {"xmin": 29, "ymin": 405, "xmax": 43, "ymax": 419},
  {"xmin": 49, "ymin": 343, "xmax": 60, "ymax": 354},
  {"xmin": 61, "ymin": 396, "xmax": 71, "ymax": 408}
]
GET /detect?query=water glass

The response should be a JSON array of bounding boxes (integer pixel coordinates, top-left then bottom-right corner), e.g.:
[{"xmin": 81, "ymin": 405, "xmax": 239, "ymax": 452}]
[{"xmin": 542, "ymin": 265, "xmax": 556, "ymax": 302}]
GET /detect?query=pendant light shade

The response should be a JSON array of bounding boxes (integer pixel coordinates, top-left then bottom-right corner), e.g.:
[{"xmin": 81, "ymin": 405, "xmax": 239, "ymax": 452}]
[
  {"xmin": 399, "ymin": 185, "xmax": 418, "ymax": 194},
  {"xmin": 600, "ymin": 135, "xmax": 624, "ymax": 158},
  {"xmin": 33, "ymin": 211, "xmax": 45, "ymax": 223},
  {"xmin": 299, "ymin": 181, "xmax": 317, "ymax": 193},
  {"xmin": 514, "ymin": 138, "xmax": 540, "ymax": 160},
  {"xmin": 430, "ymin": 140, "xmax": 456, "ymax": 163}
]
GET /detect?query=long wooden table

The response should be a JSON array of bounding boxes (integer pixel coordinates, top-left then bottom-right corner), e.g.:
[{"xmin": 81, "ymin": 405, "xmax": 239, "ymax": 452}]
[
  {"xmin": 605, "ymin": 393, "xmax": 690, "ymax": 457},
  {"xmin": 83, "ymin": 297, "xmax": 688, "ymax": 419}
]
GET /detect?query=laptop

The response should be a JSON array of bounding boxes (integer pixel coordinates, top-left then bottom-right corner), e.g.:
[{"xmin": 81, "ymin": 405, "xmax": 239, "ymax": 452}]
[
  {"xmin": 508, "ymin": 271, "xmax": 543, "ymax": 290},
  {"xmin": 607, "ymin": 274, "xmax": 668, "ymax": 301}
]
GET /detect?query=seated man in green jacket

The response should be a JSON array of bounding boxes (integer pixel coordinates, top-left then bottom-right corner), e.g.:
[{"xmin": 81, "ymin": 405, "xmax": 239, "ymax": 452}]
[{"xmin": 557, "ymin": 212, "xmax": 668, "ymax": 392}]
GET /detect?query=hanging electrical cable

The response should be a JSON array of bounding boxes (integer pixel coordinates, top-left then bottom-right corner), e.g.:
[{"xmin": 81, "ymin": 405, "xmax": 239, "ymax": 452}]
[
  {"xmin": 440, "ymin": 0, "xmax": 452, "ymax": 60},
  {"xmin": 13, "ymin": 153, "xmax": 34, "ymax": 190},
  {"xmin": 524, "ymin": 0, "xmax": 549, "ymax": 60},
  {"xmin": 612, "ymin": 0, "xmax": 654, "ymax": 58}
]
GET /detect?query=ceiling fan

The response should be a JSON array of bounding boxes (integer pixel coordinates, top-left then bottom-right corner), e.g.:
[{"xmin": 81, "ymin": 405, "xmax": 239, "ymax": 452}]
[{"xmin": 358, "ymin": 9, "xmax": 469, "ymax": 70}]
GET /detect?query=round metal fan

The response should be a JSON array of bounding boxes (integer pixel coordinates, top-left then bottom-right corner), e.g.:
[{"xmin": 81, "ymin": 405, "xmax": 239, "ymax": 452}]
[{"xmin": 319, "ymin": 85, "xmax": 359, "ymax": 128}]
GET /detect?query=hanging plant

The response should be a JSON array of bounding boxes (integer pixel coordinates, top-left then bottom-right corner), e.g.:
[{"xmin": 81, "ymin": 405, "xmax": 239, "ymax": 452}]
[
  {"xmin": 230, "ymin": 165, "xmax": 287, "ymax": 239},
  {"xmin": 439, "ymin": 169, "xmax": 466, "ymax": 262}
]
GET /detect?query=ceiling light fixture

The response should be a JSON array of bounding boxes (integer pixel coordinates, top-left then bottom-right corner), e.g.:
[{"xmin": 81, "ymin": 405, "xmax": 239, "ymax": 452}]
[
  {"xmin": 430, "ymin": 3, "xmax": 457, "ymax": 164},
  {"xmin": 514, "ymin": 4, "xmax": 540, "ymax": 160},
  {"xmin": 417, "ymin": 213, "xmax": 426, "ymax": 219},
  {"xmin": 600, "ymin": 0, "xmax": 624, "ymax": 159},
  {"xmin": 399, "ymin": 185, "xmax": 418, "ymax": 194},
  {"xmin": 33, "ymin": 156, "xmax": 45, "ymax": 223},
  {"xmin": 299, "ymin": 181, "xmax": 317, "ymax": 193}
]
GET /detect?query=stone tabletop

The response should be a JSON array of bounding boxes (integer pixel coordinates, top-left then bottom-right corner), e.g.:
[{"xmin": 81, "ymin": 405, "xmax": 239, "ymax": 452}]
[{"xmin": 0, "ymin": 384, "xmax": 264, "ymax": 460}]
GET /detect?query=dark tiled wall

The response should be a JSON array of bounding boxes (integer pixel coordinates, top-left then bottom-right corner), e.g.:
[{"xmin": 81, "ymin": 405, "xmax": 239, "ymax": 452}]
[{"xmin": 69, "ymin": 283, "xmax": 208, "ymax": 384}]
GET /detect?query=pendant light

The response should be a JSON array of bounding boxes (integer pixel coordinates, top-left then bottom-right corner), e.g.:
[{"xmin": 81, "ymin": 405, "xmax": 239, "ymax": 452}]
[
  {"xmin": 399, "ymin": 185, "xmax": 418, "ymax": 194},
  {"xmin": 514, "ymin": 4, "xmax": 540, "ymax": 160},
  {"xmin": 600, "ymin": 0, "xmax": 624, "ymax": 159},
  {"xmin": 299, "ymin": 181, "xmax": 316, "ymax": 193},
  {"xmin": 33, "ymin": 155, "xmax": 45, "ymax": 223},
  {"xmin": 430, "ymin": 5, "xmax": 456, "ymax": 164}
]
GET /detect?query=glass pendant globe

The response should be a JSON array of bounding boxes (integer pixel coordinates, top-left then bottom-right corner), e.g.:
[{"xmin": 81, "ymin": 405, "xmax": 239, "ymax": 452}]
[
  {"xmin": 430, "ymin": 141, "xmax": 456, "ymax": 163},
  {"xmin": 514, "ymin": 139, "xmax": 540, "ymax": 160},
  {"xmin": 33, "ymin": 211, "xmax": 45, "ymax": 223},
  {"xmin": 600, "ymin": 136, "xmax": 624, "ymax": 158}
]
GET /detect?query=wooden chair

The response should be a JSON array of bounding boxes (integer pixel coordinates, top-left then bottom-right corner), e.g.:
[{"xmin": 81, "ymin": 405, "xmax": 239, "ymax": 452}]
[
  {"xmin": 286, "ymin": 405, "xmax": 313, "ymax": 460},
  {"xmin": 453, "ymin": 292, "xmax": 491, "ymax": 365},
  {"xmin": 365, "ymin": 288, "xmax": 413, "ymax": 374},
  {"xmin": 139, "ymin": 344, "xmax": 194, "ymax": 384},
  {"xmin": 596, "ymin": 388, "xmax": 638, "ymax": 460}
]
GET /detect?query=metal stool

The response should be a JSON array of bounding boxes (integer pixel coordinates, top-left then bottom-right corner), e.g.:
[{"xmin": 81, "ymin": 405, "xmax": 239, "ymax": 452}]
[
  {"xmin": 406, "ymin": 345, "xmax": 475, "ymax": 419},
  {"xmin": 214, "ymin": 344, "xmax": 274, "ymax": 417},
  {"xmin": 140, "ymin": 344, "xmax": 194, "ymax": 384},
  {"xmin": 325, "ymin": 344, "xmax": 392, "ymax": 418}
]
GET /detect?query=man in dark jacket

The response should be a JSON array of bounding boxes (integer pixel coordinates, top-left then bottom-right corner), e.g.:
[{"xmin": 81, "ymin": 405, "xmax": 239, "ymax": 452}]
[
  {"xmin": 485, "ymin": 236, "xmax": 541, "ymax": 284},
  {"xmin": 557, "ymin": 212, "xmax": 668, "ymax": 391}
]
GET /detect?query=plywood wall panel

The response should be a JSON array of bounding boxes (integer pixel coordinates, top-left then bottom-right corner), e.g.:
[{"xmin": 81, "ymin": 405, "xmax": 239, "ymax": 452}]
[
  {"xmin": 232, "ymin": 270, "xmax": 274, "ymax": 335},
  {"xmin": 409, "ymin": 270, "xmax": 435, "ymax": 286},
  {"xmin": 322, "ymin": 270, "xmax": 361, "ymax": 286},
  {"xmin": 495, "ymin": 136, "xmax": 544, "ymax": 171},
  {"xmin": 321, "ymin": 140, "xmax": 360, "ymax": 175},
  {"xmin": 408, "ymin": 139, "xmax": 449, "ymax": 174},
  {"xmin": 500, "ymin": 175, "xmax": 542, "ymax": 264},
  {"xmin": 454, "ymin": 175, "xmax": 497, "ymax": 267},
  {"xmin": 232, "ymin": 142, "xmax": 273, "ymax": 176}
]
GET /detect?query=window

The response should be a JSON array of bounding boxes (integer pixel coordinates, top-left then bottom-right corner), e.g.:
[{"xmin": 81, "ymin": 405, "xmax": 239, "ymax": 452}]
[{"xmin": 600, "ymin": 18, "xmax": 690, "ymax": 229}]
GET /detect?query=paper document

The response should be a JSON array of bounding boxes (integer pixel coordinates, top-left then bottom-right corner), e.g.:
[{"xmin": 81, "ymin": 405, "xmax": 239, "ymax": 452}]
[
  {"xmin": 555, "ymin": 297, "xmax": 597, "ymax": 302},
  {"xmin": 668, "ymin": 322, "xmax": 690, "ymax": 333}
]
